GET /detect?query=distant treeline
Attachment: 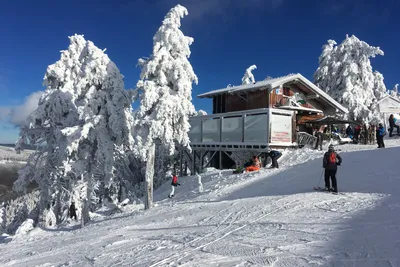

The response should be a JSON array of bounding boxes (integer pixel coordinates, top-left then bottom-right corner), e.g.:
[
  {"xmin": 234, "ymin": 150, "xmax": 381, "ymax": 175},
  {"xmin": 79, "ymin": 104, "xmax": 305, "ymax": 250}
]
[{"xmin": 0, "ymin": 143, "xmax": 37, "ymax": 150}]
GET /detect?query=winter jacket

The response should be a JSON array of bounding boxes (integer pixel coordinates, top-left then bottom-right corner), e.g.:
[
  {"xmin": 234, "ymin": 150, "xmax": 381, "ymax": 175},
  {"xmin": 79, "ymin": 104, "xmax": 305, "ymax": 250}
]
[
  {"xmin": 346, "ymin": 126, "xmax": 354, "ymax": 136},
  {"xmin": 376, "ymin": 126, "xmax": 386, "ymax": 137},
  {"xmin": 323, "ymin": 151, "xmax": 342, "ymax": 171},
  {"xmin": 389, "ymin": 117, "xmax": 395, "ymax": 128},
  {"xmin": 171, "ymin": 175, "xmax": 180, "ymax": 187},
  {"xmin": 268, "ymin": 150, "xmax": 282, "ymax": 159}
]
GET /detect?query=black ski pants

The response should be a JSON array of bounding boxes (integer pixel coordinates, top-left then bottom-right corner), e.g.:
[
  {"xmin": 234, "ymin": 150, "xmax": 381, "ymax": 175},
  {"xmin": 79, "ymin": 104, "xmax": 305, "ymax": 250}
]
[
  {"xmin": 324, "ymin": 169, "xmax": 337, "ymax": 191},
  {"xmin": 389, "ymin": 125, "xmax": 400, "ymax": 137},
  {"xmin": 377, "ymin": 135, "xmax": 385, "ymax": 148},
  {"xmin": 271, "ymin": 154, "xmax": 282, "ymax": 168}
]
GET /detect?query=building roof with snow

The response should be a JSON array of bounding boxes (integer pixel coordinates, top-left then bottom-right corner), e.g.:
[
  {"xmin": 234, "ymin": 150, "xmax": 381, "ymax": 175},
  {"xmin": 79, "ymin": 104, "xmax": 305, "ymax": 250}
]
[{"xmin": 197, "ymin": 73, "xmax": 348, "ymax": 114}]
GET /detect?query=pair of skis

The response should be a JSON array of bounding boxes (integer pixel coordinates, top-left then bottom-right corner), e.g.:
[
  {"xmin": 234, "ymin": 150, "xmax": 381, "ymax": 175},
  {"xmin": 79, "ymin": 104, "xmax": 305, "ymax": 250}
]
[{"xmin": 313, "ymin": 186, "xmax": 344, "ymax": 195}]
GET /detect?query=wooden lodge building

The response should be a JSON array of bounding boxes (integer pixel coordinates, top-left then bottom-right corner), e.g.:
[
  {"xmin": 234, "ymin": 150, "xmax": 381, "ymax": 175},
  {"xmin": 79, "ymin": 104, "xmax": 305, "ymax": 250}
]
[{"xmin": 183, "ymin": 73, "xmax": 348, "ymax": 173}]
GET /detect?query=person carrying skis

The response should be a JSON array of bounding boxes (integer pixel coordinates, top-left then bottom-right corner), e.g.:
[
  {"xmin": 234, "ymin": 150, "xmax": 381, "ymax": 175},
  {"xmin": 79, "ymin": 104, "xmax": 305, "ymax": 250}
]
[
  {"xmin": 168, "ymin": 174, "xmax": 180, "ymax": 198},
  {"xmin": 376, "ymin": 123, "xmax": 386, "ymax": 148},
  {"xmin": 266, "ymin": 149, "xmax": 282, "ymax": 168},
  {"xmin": 322, "ymin": 144, "xmax": 342, "ymax": 193}
]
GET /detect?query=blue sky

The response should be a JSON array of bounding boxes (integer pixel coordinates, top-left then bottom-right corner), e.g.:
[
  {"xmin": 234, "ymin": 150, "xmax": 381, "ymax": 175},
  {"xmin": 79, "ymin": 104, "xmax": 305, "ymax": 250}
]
[{"xmin": 0, "ymin": 0, "xmax": 399, "ymax": 143}]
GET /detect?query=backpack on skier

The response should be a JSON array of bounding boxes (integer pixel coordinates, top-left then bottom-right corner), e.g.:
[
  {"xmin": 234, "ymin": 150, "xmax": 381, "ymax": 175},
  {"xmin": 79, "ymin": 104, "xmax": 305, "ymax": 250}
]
[{"xmin": 328, "ymin": 152, "xmax": 336, "ymax": 164}]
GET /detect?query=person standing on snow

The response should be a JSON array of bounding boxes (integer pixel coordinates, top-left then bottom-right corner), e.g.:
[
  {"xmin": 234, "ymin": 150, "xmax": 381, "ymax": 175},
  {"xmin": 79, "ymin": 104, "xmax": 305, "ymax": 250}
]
[
  {"xmin": 322, "ymin": 144, "xmax": 342, "ymax": 193},
  {"xmin": 376, "ymin": 123, "xmax": 386, "ymax": 148},
  {"xmin": 388, "ymin": 114, "xmax": 400, "ymax": 137},
  {"xmin": 69, "ymin": 201, "xmax": 77, "ymax": 221},
  {"xmin": 314, "ymin": 128, "xmax": 323, "ymax": 151},
  {"xmin": 168, "ymin": 174, "xmax": 180, "ymax": 198},
  {"xmin": 266, "ymin": 149, "xmax": 282, "ymax": 168}
]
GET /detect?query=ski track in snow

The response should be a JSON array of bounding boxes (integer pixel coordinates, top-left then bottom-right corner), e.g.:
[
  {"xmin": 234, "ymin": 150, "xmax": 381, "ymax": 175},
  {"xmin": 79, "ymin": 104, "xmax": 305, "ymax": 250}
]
[{"xmin": 1, "ymin": 140, "xmax": 400, "ymax": 266}]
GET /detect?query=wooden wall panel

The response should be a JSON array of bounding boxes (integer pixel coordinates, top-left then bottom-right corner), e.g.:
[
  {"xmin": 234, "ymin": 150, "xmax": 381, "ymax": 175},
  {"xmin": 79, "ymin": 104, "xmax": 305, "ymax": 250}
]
[{"xmin": 225, "ymin": 90, "xmax": 269, "ymax": 112}]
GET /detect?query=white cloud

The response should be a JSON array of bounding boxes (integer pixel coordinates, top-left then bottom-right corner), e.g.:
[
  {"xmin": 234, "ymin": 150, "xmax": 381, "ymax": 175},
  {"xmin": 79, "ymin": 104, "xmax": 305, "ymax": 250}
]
[
  {"xmin": 0, "ymin": 107, "xmax": 11, "ymax": 121},
  {"xmin": 0, "ymin": 91, "xmax": 43, "ymax": 127}
]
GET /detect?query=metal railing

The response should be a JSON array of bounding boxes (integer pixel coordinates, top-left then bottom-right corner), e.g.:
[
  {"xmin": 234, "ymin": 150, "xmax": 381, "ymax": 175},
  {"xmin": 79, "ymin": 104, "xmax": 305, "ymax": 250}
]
[{"xmin": 297, "ymin": 132, "xmax": 317, "ymax": 147}]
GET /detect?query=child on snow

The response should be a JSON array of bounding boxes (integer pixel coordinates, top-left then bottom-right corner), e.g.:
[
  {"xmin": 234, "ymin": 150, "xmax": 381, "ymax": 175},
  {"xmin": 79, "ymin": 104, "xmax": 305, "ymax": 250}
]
[
  {"xmin": 245, "ymin": 156, "xmax": 261, "ymax": 172},
  {"xmin": 322, "ymin": 144, "xmax": 342, "ymax": 193},
  {"xmin": 168, "ymin": 175, "xmax": 180, "ymax": 198}
]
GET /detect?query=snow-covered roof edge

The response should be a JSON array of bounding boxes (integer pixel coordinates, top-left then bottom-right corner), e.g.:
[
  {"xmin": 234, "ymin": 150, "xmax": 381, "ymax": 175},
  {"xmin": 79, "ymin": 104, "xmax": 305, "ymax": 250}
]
[
  {"xmin": 197, "ymin": 73, "xmax": 348, "ymax": 114},
  {"xmin": 197, "ymin": 74, "xmax": 297, "ymax": 98},
  {"xmin": 376, "ymin": 95, "xmax": 400, "ymax": 105}
]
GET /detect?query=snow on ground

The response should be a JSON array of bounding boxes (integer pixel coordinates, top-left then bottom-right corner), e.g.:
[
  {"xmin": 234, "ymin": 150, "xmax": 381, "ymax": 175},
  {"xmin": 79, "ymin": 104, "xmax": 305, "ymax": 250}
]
[
  {"xmin": 1, "ymin": 139, "xmax": 400, "ymax": 266},
  {"xmin": 0, "ymin": 146, "xmax": 33, "ymax": 165}
]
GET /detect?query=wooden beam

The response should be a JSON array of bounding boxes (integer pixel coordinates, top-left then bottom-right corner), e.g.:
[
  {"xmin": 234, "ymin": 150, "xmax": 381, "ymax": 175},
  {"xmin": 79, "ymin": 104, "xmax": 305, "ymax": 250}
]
[{"xmin": 305, "ymin": 94, "xmax": 319, "ymax": 100}]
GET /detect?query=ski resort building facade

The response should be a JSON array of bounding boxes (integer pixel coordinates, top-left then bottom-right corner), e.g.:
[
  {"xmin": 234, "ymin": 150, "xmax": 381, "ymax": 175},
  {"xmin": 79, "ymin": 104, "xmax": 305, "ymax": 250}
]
[{"xmin": 181, "ymin": 73, "xmax": 348, "ymax": 174}]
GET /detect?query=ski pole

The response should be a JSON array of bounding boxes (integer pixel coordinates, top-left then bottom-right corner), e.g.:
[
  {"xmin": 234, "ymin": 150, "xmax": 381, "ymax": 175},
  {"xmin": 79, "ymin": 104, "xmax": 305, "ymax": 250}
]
[{"xmin": 317, "ymin": 169, "xmax": 324, "ymax": 187}]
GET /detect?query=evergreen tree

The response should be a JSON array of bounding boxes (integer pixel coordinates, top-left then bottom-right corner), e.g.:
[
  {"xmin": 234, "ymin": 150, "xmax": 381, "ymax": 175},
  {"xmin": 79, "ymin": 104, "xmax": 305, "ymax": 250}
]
[
  {"xmin": 134, "ymin": 5, "xmax": 197, "ymax": 209},
  {"xmin": 14, "ymin": 35, "xmax": 135, "ymax": 226},
  {"xmin": 314, "ymin": 34, "xmax": 385, "ymax": 124}
]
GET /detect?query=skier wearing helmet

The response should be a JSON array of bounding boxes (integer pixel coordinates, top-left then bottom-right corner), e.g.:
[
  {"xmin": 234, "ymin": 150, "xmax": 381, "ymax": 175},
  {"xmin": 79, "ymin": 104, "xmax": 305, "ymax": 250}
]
[
  {"xmin": 376, "ymin": 123, "xmax": 386, "ymax": 148},
  {"xmin": 322, "ymin": 144, "xmax": 342, "ymax": 193}
]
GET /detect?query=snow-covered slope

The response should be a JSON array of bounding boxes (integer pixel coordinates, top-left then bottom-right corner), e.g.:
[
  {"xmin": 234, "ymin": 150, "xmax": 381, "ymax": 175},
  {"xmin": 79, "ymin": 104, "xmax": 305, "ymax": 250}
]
[{"xmin": 1, "ymin": 141, "xmax": 400, "ymax": 266}]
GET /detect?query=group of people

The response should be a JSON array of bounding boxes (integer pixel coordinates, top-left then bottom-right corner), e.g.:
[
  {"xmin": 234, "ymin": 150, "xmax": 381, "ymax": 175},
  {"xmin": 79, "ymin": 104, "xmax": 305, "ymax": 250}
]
[{"xmin": 313, "ymin": 119, "xmax": 392, "ymax": 150}]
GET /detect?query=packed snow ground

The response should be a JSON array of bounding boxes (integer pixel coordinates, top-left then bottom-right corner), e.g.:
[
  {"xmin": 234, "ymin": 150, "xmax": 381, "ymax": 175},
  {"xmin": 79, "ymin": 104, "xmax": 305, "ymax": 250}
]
[{"xmin": 1, "ymin": 140, "xmax": 400, "ymax": 267}]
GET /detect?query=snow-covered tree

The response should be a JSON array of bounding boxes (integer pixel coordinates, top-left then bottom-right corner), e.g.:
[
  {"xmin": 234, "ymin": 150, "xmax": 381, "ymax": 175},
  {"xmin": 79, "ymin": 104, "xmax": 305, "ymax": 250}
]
[
  {"xmin": 314, "ymin": 40, "xmax": 337, "ymax": 93},
  {"xmin": 134, "ymin": 5, "xmax": 197, "ymax": 209},
  {"xmin": 390, "ymin": 84, "xmax": 399, "ymax": 98},
  {"xmin": 13, "ymin": 34, "xmax": 135, "ymax": 226},
  {"xmin": 241, "ymin": 65, "xmax": 257, "ymax": 85},
  {"xmin": 314, "ymin": 34, "xmax": 385, "ymax": 124},
  {"xmin": 374, "ymin": 71, "xmax": 388, "ymax": 100},
  {"xmin": 0, "ymin": 202, "xmax": 5, "ymax": 233},
  {"xmin": 195, "ymin": 109, "xmax": 207, "ymax": 116}
]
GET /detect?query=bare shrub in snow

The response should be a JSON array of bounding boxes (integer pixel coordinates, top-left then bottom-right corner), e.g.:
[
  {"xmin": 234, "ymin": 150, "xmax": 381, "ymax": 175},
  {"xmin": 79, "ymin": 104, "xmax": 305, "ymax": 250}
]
[
  {"xmin": 14, "ymin": 218, "xmax": 35, "ymax": 239},
  {"xmin": 4, "ymin": 190, "xmax": 39, "ymax": 234}
]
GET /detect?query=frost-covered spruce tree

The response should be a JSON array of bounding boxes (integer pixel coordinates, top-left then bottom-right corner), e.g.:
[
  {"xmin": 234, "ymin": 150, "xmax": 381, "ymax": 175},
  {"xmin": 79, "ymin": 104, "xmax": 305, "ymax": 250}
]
[
  {"xmin": 14, "ymin": 34, "xmax": 135, "ymax": 226},
  {"xmin": 390, "ymin": 84, "xmax": 399, "ymax": 98},
  {"xmin": 0, "ymin": 202, "xmax": 5, "ymax": 233},
  {"xmin": 374, "ymin": 71, "xmax": 388, "ymax": 100},
  {"xmin": 241, "ymin": 65, "xmax": 257, "ymax": 85},
  {"xmin": 134, "ymin": 5, "xmax": 197, "ymax": 209},
  {"xmin": 314, "ymin": 35, "xmax": 385, "ymax": 124},
  {"xmin": 314, "ymin": 40, "xmax": 337, "ymax": 93}
]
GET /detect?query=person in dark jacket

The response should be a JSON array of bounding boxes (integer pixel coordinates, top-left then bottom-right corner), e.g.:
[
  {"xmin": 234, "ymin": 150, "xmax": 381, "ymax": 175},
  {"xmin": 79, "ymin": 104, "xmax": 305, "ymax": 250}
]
[
  {"xmin": 388, "ymin": 114, "xmax": 400, "ymax": 137},
  {"xmin": 345, "ymin": 125, "xmax": 354, "ymax": 139},
  {"xmin": 314, "ymin": 128, "xmax": 323, "ymax": 151},
  {"xmin": 69, "ymin": 202, "xmax": 77, "ymax": 220},
  {"xmin": 376, "ymin": 123, "xmax": 386, "ymax": 148},
  {"xmin": 322, "ymin": 144, "xmax": 342, "ymax": 193},
  {"xmin": 267, "ymin": 150, "xmax": 282, "ymax": 168}
]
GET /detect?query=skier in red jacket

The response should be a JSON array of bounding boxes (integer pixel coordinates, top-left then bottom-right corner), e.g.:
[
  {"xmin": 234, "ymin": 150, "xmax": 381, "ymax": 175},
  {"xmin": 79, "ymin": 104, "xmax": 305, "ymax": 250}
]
[{"xmin": 168, "ymin": 175, "xmax": 181, "ymax": 198}]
